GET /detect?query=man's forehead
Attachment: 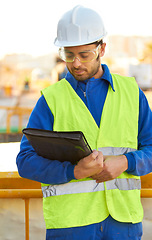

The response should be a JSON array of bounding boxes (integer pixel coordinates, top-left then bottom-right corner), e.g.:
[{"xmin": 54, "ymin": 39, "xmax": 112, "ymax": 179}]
[{"xmin": 64, "ymin": 44, "xmax": 96, "ymax": 52}]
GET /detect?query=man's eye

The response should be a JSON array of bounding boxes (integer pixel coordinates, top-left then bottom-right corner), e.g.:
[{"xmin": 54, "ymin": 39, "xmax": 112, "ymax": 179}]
[
  {"xmin": 80, "ymin": 52, "xmax": 89, "ymax": 58},
  {"xmin": 65, "ymin": 53, "xmax": 74, "ymax": 58}
]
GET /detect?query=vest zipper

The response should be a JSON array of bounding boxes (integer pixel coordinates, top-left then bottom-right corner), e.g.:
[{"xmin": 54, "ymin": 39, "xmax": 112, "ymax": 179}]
[{"xmin": 78, "ymin": 84, "xmax": 86, "ymax": 98}]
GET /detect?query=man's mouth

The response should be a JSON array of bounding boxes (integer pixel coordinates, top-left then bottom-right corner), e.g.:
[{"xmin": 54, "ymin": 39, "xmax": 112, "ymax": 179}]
[{"xmin": 73, "ymin": 69, "xmax": 85, "ymax": 75}]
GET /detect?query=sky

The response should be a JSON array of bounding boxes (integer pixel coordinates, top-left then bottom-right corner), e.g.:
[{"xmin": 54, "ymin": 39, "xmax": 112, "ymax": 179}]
[{"xmin": 0, "ymin": 0, "xmax": 152, "ymax": 59}]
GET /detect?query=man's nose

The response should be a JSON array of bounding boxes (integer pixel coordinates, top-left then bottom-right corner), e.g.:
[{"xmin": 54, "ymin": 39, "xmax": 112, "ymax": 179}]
[{"xmin": 72, "ymin": 57, "xmax": 81, "ymax": 68}]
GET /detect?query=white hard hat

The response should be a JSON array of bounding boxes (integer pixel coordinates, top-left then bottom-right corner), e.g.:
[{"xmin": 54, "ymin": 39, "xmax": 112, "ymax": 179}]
[{"xmin": 54, "ymin": 5, "xmax": 107, "ymax": 47}]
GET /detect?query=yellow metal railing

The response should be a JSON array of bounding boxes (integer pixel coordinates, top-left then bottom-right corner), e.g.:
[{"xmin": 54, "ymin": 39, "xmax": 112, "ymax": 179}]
[
  {"xmin": 0, "ymin": 106, "xmax": 32, "ymax": 133},
  {"xmin": 0, "ymin": 172, "xmax": 152, "ymax": 240},
  {"xmin": 0, "ymin": 172, "xmax": 42, "ymax": 240}
]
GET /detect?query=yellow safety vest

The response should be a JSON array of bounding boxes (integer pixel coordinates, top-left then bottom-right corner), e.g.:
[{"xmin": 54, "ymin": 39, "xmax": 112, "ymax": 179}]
[{"xmin": 41, "ymin": 74, "xmax": 143, "ymax": 229}]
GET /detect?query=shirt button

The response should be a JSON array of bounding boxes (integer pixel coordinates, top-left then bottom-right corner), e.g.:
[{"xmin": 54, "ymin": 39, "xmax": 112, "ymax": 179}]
[{"xmin": 101, "ymin": 224, "xmax": 103, "ymax": 232}]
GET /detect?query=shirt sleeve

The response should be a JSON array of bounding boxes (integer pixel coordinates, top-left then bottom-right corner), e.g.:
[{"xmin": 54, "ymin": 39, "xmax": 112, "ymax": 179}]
[
  {"xmin": 16, "ymin": 95, "xmax": 75, "ymax": 184},
  {"xmin": 125, "ymin": 88, "xmax": 152, "ymax": 176}
]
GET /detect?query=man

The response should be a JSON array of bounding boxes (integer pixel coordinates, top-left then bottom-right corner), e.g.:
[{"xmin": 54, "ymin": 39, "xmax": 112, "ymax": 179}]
[{"xmin": 16, "ymin": 5, "xmax": 152, "ymax": 240}]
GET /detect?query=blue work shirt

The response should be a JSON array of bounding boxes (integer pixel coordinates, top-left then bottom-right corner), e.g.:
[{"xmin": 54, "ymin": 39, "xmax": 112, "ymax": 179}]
[{"xmin": 16, "ymin": 64, "xmax": 152, "ymax": 237}]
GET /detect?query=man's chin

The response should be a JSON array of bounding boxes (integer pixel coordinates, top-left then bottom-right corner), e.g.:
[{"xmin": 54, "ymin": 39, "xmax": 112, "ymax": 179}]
[
  {"xmin": 72, "ymin": 73, "xmax": 88, "ymax": 81},
  {"xmin": 68, "ymin": 68, "xmax": 88, "ymax": 81},
  {"xmin": 74, "ymin": 76, "xmax": 88, "ymax": 81}
]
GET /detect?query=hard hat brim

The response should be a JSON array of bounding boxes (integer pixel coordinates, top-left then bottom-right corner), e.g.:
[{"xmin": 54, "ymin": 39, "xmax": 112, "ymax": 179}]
[{"xmin": 54, "ymin": 34, "xmax": 107, "ymax": 47}]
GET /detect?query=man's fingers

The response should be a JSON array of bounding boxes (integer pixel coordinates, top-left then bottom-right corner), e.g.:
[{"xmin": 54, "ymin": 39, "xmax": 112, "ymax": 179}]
[
  {"xmin": 91, "ymin": 150, "xmax": 98, "ymax": 159},
  {"xmin": 84, "ymin": 150, "xmax": 98, "ymax": 163}
]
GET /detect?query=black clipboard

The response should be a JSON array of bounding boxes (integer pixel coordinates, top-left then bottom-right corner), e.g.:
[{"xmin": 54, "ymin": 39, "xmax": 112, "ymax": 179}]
[{"xmin": 22, "ymin": 128, "xmax": 92, "ymax": 164}]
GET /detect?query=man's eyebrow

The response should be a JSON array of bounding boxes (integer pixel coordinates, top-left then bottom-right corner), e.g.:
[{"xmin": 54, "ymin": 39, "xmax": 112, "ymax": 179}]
[
  {"xmin": 64, "ymin": 49, "xmax": 91, "ymax": 53},
  {"xmin": 64, "ymin": 49, "xmax": 73, "ymax": 53}
]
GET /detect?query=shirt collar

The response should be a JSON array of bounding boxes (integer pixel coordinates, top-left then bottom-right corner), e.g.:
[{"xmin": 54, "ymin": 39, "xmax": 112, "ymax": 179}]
[
  {"xmin": 101, "ymin": 64, "xmax": 115, "ymax": 91},
  {"xmin": 65, "ymin": 64, "xmax": 115, "ymax": 92}
]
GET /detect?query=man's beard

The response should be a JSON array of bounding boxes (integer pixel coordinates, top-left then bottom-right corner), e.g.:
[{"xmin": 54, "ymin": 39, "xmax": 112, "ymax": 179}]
[{"xmin": 67, "ymin": 57, "xmax": 100, "ymax": 81}]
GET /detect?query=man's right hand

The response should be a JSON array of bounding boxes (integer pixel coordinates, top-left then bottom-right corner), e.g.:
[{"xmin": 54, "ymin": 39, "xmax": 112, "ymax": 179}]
[{"xmin": 74, "ymin": 150, "xmax": 103, "ymax": 179}]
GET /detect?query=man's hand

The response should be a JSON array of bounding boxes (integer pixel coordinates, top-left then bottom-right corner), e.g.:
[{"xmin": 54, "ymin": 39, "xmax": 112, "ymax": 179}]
[
  {"xmin": 74, "ymin": 150, "xmax": 103, "ymax": 179},
  {"xmin": 91, "ymin": 155, "xmax": 128, "ymax": 183}
]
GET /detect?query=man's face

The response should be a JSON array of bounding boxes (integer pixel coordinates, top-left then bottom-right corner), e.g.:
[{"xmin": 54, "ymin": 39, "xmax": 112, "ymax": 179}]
[{"xmin": 64, "ymin": 43, "xmax": 105, "ymax": 81}]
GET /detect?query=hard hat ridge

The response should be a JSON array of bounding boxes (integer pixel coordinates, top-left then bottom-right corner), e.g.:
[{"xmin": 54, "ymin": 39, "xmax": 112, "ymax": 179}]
[
  {"xmin": 70, "ymin": 5, "xmax": 82, "ymax": 24},
  {"xmin": 54, "ymin": 5, "xmax": 107, "ymax": 47},
  {"xmin": 66, "ymin": 6, "xmax": 82, "ymax": 43}
]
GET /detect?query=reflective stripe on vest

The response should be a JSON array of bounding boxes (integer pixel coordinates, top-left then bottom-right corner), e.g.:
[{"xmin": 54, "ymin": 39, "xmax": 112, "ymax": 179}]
[
  {"xmin": 98, "ymin": 147, "xmax": 136, "ymax": 155},
  {"xmin": 42, "ymin": 178, "xmax": 141, "ymax": 198}
]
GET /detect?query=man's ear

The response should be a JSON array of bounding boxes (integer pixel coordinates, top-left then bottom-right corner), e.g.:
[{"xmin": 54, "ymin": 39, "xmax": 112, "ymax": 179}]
[{"xmin": 99, "ymin": 43, "xmax": 106, "ymax": 57}]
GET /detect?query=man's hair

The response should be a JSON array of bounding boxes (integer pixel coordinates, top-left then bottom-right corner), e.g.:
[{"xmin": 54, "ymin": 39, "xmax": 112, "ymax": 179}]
[
  {"xmin": 95, "ymin": 39, "xmax": 103, "ymax": 46},
  {"xmin": 87, "ymin": 39, "xmax": 103, "ymax": 47}
]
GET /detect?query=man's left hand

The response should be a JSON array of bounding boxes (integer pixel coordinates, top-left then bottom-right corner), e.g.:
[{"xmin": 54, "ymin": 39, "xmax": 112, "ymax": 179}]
[{"xmin": 91, "ymin": 155, "xmax": 128, "ymax": 183}]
